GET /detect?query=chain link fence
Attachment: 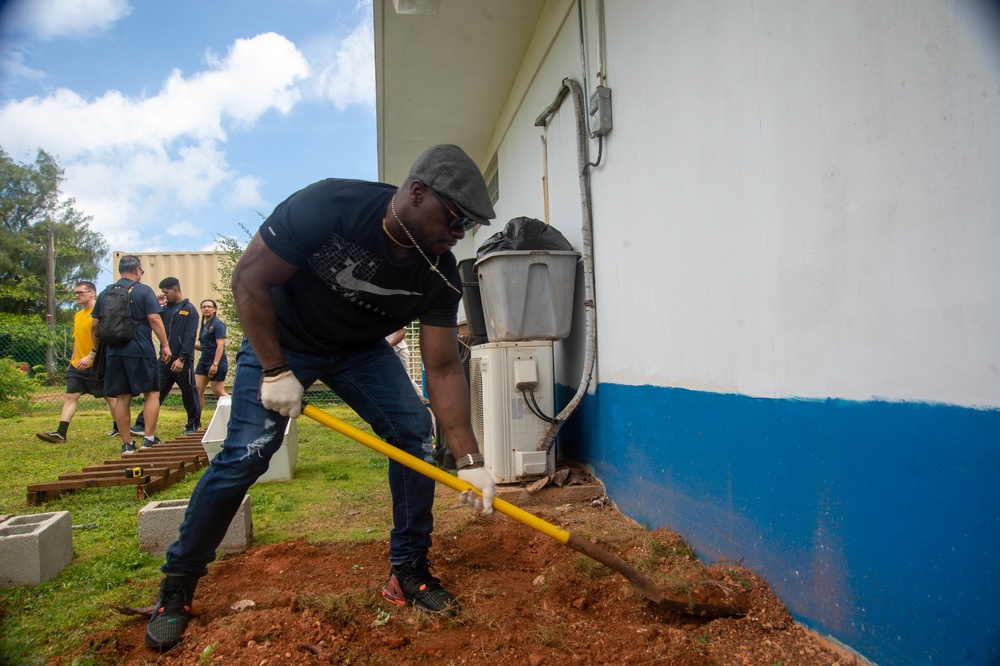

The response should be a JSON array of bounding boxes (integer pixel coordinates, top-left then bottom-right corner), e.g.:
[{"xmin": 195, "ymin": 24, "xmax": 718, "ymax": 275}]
[
  {"xmin": 0, "ymin": 322, "xmax": 75, "ymax": 373},
  {"xmin": 0, "ymin": 321, "xmax": 426, "ymax": 416},
  {"xmin": 0, "ymin": 321, "xmax": 242, "ymax": 416},
  {"xmin": 0, "ymin": 322, "xmax": 74, "ymax": 415},
  {"xmin": 402, "ymin": 322, "xmax": 425, "ymax": 394}
]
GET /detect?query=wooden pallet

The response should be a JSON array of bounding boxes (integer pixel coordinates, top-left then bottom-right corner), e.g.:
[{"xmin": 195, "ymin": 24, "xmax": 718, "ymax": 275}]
[{"xmin": 26, "ymin": 432, "xmax": 209, "ymax": 506}]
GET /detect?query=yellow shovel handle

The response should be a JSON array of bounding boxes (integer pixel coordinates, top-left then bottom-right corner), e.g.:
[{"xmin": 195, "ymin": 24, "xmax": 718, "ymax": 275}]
[{"xmin": 301, "ymin": 403, "xmax": 570, "ymax": 545}]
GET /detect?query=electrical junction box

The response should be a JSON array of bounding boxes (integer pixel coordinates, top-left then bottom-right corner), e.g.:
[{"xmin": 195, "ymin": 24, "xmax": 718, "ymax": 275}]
[
  {"xmin": 513, "ymin": 358, "xmax": 538, "ymax": 390},
  {"xmin": 470, "ymin": 341, "xmax": 556, "ymax": 484},
  {"xmin": 589, "ymin": 85, "xmax": 613, "ymax": 137}
]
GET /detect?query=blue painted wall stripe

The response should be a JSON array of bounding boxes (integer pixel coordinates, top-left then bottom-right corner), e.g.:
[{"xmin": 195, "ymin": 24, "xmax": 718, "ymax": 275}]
[{"xmin": 558, "ymin": 382, "xmax": 1000, "ymax": 665}]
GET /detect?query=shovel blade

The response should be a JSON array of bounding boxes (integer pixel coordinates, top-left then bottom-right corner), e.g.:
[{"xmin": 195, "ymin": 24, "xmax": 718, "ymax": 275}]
[{"xmin": 566, "ymin": 534, "xmax": 745, "ymax": 618}]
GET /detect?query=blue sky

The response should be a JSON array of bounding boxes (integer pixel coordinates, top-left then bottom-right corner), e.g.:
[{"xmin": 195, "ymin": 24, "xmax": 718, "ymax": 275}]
[{"xmin": 0, "ymin": 0, "xmax": 376, "ymax": 281}]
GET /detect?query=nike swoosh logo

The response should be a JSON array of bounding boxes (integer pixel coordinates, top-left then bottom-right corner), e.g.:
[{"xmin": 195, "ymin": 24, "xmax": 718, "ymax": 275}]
[{"xmin": 334, "ymin": 259, "xmax": 421, "ymax": 297}]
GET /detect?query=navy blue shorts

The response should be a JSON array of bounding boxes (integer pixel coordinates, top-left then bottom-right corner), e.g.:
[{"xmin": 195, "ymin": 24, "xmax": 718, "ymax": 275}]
[
  {"xmin": 195, "ymin": 355, "xmax": 228, "ymax": 382},
  {"xmin": 66, "ymin": 366, "xmax": 105, "ymax": 398},
  {"xmin": 103, "ymin": 355, "xmax": 159, "ymax": 396}
]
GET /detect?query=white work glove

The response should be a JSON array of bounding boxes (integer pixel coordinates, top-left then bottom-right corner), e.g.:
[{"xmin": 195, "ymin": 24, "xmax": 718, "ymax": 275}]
[
  {"xmin": 457, "ymin": 466, "xmax": 496, "ymax": 515},
  {"xmin": 259, "ymin": 370, "xmax": 303, "ymax": 418}
]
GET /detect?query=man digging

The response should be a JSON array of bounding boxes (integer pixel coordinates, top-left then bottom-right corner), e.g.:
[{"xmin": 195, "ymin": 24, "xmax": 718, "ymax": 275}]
[{"xmin": 145, "ymin": 145, "xmax": 498, "ymax": 651}]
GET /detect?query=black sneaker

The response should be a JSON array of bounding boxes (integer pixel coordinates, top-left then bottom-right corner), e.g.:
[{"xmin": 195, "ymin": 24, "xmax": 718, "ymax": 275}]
[
  {"xmin": 145, "ymin": 574, "xmax": 199, "ymax": 651},
  {"xmin": 181, "ymin": 427, "xmax": 199, "ymax": 436},
  {"xmin": 122, "ymin": 442, "xmax": 137, "ymax": 455},
  {"xmin": 105, "ymin": 428, "xmax": 120, "ymax": 438},
  {"xmin": 382, "ymin": 554, "xmax": 460, "ymax": 615},
  {"xmin": 141, "ymin": 436, "xmax": 163, "ymax": 449},
  {"xmin": 36, "ymin": 431, "xmax": 66, "ymax": 443}
]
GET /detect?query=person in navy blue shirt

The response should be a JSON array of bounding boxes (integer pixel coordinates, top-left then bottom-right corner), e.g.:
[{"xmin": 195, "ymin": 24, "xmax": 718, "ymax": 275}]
[
  {"xmin": 194, "ymin": 299, "xmax": 229, "ymax": 415},
  {"xmin": 133, "ymin": 277, "xmax": 201, "ymax": 436},
  {"xmin": 91, "ymin": 255, "xmax": 170, "ymax": 454}
]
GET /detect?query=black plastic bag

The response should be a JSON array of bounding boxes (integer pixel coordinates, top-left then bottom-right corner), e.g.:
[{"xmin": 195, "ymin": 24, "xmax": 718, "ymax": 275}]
[{"xmin": 476, "ymin": 217, "xmax": 574, "ymax": 258}]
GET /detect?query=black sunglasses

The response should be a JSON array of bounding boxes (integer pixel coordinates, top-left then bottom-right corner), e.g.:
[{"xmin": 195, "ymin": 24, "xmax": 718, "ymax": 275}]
[{"xmin": 429, "ymin": 188, "xmax": 477, "ymax": 232}]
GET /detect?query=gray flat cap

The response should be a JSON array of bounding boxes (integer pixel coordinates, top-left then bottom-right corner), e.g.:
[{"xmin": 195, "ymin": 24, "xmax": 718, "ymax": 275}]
[{"xmin": 409, "ymin": 144, "xmax": 496, "ymax": 224}]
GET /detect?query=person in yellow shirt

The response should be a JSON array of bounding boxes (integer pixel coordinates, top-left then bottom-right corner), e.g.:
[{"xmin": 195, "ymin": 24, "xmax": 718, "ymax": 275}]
[{"xmin": 36, "ymin": 281, "xmax": 117, "ymax": 443}]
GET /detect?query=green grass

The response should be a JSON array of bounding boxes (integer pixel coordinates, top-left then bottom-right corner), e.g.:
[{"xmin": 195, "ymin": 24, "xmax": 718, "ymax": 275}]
[
  {"xmin": 296, "ymin": 587, "xmax": 385, "ymax": 629},
  {"xmin": 0, "ymin": 402, "xmax": 399, "ymax": 665}
]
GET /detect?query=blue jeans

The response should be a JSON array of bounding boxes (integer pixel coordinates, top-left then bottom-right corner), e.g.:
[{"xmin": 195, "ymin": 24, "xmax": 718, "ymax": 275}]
[{"xmin": 164, "ymin": 338, "xmax": 435, "ymax": 576}]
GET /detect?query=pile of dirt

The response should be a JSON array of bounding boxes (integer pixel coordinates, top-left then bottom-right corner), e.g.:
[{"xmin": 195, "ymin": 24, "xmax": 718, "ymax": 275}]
[{"xmin": 74, "ymin": 497, "xmax": 859, "ymax": 665}]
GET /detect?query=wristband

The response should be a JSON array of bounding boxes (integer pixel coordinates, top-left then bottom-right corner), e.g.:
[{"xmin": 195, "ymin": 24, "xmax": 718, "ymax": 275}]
[
  {"xmin": 261, "ymin": 369, "xmax": 293, "ymax": 383},
  {"xmin": 262, "ymin": 362, "xmax": 290, "ymax": 378}
]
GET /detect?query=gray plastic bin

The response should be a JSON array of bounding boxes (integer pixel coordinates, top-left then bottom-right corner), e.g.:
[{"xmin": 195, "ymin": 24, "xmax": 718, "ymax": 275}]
[{"xmin": 474, "ymin": 250, "xmax": 580, "ymax": 342}]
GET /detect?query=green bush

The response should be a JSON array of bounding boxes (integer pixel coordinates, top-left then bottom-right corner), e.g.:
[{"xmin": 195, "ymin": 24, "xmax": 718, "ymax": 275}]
[
  {"xmin": 0, "ymin": 357, "xmax": 40, "ymax": 417},
  {"xmin": 0, "ymin": 314, "xmax": 72, "ymax": 379},
  {"xmin": 30, "ymin": 363, "xmax": 50, "ymax": 386}
]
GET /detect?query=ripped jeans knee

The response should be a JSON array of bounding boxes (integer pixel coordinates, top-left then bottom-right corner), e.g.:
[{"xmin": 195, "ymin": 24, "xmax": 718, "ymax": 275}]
[{"xmin": 239, "ymin": 415, "xmax": 284, "ymax": 462}]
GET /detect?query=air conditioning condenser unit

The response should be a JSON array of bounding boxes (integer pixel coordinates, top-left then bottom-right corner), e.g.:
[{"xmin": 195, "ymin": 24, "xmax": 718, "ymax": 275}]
[{"xmin": 470, "ymin": 341, "xmax": 556, "ymax": 484}]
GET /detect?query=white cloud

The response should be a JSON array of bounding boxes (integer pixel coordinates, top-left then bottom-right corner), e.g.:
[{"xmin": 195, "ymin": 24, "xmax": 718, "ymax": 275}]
[
  {"xmin": 167, "ymin": 220, "xmax": 200, "ymax": 238},
  {"xmin": 0, "ymin": 32, "xmax": 309, "ymax": 248},
  {"xmin": 4, "ymin": 0, "xmax": 131, "ymax": 40},
  {"xmin": 0, "ymin": 52, "xmax": 44, "ymax": 83},
  {"xmin": 0, "ymin": 33, "xmax": 309, "ymax": 159},
  {"xmin": 0, "ymin": 5, "xmax": 377, "ymax": 255},
  {"xmin": 308, "ymin": 14, "xmax": 375, "ymax": 111},
  {"xmin": 0, "ymin": 0, "xmax": 132, "ymax": 89},
  {"xmin": 226, "ymin": 175, "xmax": 266, "ymax": 209}
]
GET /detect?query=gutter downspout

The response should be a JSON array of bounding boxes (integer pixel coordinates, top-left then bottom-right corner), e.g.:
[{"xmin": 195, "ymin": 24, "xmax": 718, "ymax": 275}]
[{"xmin": 533, "ymin": 77, "xmax": 597, "ymax": 453}]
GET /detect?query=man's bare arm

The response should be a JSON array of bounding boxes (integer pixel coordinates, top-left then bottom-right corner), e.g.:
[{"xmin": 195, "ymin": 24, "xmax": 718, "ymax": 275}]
[
  {"xmin": 420, "ymin": 324, "xmax": 480, "ymax": 461},
  {"xmin": 231, "ymin": 233, "xmax": 299, "ymax": 369}
]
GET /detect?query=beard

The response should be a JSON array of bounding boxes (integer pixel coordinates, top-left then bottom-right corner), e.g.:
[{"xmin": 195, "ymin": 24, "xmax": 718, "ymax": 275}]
[{"xmin": 398, "ymin": 216, "xmax": 440, "ymax": 257}]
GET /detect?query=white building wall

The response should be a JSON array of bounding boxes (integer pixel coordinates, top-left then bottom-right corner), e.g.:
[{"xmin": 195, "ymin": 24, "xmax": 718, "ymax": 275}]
[
  {"xmin": 478, "ymin": 0, "xmax": 1000, "ymax": 408},
  {"xmin": 477, "ymin": 8, "xmax": 588, "ymax": 388}
]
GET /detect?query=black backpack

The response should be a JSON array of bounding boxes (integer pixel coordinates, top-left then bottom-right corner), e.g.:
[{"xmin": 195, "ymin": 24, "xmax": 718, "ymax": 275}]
[{"xmin": 97, "ymin": 280, "xmax": 135, "ymax": 347}]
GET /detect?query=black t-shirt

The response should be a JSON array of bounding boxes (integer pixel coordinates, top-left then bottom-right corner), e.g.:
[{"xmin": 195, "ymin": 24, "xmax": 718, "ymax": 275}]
[{"xmin": 260, "ymin": 178, "xmax": 462, "ymax": 353}]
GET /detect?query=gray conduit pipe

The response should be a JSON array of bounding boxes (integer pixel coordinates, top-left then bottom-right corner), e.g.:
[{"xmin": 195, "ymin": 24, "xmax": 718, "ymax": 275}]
[{"xmin": 534, "ymin": 77, "xmax": 597, "ymax": 453}]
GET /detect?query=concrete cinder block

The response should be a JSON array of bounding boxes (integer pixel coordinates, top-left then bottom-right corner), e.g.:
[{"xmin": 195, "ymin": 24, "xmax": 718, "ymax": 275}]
[
  {"xmin": 0, "ymin": 511, "xmax": 73, "ymax": 588},
  {"xmin": 138, "ymin": 495, "xmax": 252, "ymax": 556},
  {"xmin": 202, "ymin": 396, "xmax": 299, "ymax": 483}
]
